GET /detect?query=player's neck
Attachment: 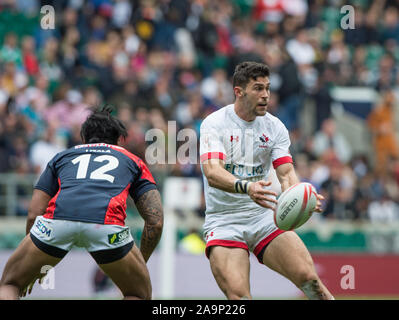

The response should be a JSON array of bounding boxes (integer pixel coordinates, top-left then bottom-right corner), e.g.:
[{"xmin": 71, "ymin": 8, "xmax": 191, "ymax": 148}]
[{"xmin": 234, "ymin": 103, "xmax": 256, "ymax": 122}]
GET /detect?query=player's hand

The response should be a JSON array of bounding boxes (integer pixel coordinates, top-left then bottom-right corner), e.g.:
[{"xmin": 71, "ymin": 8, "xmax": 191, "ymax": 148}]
[
  {"xmin": 311, "ymin": 193, "xmax": 325, "ymax": 214},
  {"xmin": 20, "ymin": 275, "xmax": 44, "ymax": 298},
  {"xmin": 247, "ymin": 180, "xmax": 278, "ymax": 210}
]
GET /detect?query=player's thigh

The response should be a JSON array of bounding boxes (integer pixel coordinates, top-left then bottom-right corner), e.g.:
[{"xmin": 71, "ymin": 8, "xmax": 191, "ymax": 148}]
[
  {"xmin": 209, "ymin": 246, "xmax": 251, "ymax": 297},
  {"xmin": 261, "ymin": 231, "xmax": 317, "ymax": 286},
  {"xmin": 98, "ymin": 244, "xmax": 152, "ymax": 299},
  {"xmin": 0, "ymin": 235, "xmax": 62, "ymax": 289}
]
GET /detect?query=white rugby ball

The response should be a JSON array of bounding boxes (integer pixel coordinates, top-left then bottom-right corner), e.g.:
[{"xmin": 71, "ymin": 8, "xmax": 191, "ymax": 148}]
[{"xmin": 274, "ymin": 182, "xmax": 318, "ymax": 231}]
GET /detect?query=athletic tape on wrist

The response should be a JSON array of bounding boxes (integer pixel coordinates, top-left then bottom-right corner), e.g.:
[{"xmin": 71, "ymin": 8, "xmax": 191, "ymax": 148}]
[{"xmin": 234, "ymin": 179, "xmax": 252, "ymax": 194}]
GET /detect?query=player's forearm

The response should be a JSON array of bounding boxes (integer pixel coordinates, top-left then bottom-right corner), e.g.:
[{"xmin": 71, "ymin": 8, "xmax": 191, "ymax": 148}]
[
  {"xmin": 276, "ymin": 163, "xmax": 300, "ymax": 192},
  {"xmin": 140, "ymin": 221, "xmax": 163, "ymax": 262},
  {"xmin": 205, "ymin": 166, "xmax": 238, "ymax": 193},
  {"xmin": 26, "ymin": 189, "xmax": 51, "ymax": 234},
  {"xmin": 135, "ymin": 189, "xmax": 164, "ymax": 262}
]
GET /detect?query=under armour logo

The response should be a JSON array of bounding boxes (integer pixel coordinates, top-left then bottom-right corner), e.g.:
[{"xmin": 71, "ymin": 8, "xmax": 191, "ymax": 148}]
[{"xmin": 230, "ymin": 135, "xmax": 239, "ymax": 142}]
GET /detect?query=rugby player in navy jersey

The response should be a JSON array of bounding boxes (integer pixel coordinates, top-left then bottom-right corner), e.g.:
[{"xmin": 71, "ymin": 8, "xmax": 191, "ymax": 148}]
[{"xmin": 0, "ymin": 106, "xmax": 163, "ymax": 300}]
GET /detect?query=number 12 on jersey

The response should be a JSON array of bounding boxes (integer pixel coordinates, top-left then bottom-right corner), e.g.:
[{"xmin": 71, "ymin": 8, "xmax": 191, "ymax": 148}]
[{"xmin": 71, "ymin": 154, "xmax": 119, "ymax": 183}]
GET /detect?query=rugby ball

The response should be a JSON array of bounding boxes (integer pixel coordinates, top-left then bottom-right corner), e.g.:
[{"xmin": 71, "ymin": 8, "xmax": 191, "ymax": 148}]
[{"xmin": 274, "ymin": 182, "xmax": 318, "ymax": 231}]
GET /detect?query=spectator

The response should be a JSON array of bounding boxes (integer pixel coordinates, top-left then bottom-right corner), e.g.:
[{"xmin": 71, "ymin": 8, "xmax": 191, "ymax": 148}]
[
  {"xmin": 29, "ymin": 122, "xmax": 64, "ymax": 176},
  {"xmin": 275, "ymin": 49, "xmax": 303, "ymax": 131},
  {"xmin": 312, "ymin": 118, "xmax": 353, "ymax": 164},
  {"xmin": 111, "ymin": 0, "xmax": 133, "ymax": 29},
  {"xmin": 45, "ymin": 88, "xmax": 91, "ymax": 143},
  {"xmin": 379, "ymin": 6, "xmax": 399, "ymax": 44},
  {"xmin": 312, "ymin": 67, "xmax": 334, "ymax": 131},
  {"xmin": 200, "ymin": 68, "xmax": 233, "ymax": 107},
  {"xmin": 367, "ymin": 89, "xmax": 399, "ymax": 174},
  {"xmin": 0, "ymin": 32, "xmax": 22, "ymax": 66},
  {"xmin": 21, "ymin": 36, "xmax": 39, "ymax": 76},
  {"xmin": 367, "ymin": 193, "xmax": 399, "ymax": 223},
  {"xmin": 319, "ymin": 158, "xmax": 356, "ymax": 220},
  {"xmin": 286, "ymin": 28, "xmax": 316, "ymax": 66}
]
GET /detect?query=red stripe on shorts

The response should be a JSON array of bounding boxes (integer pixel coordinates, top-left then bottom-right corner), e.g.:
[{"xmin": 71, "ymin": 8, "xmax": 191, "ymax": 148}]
[
  {"xmin": 205, "ymin": 239, "xmax": 249, "ymax": 259},
  {"xmin": 253, "ymin": 229, "xmax": 286, "ymax": 263}
]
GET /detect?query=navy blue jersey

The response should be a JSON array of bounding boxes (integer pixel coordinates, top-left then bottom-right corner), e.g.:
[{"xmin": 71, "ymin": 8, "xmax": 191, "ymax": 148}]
[{"xmin": 35, "ymin": 143, "xmax": 157, "ymax": 225}]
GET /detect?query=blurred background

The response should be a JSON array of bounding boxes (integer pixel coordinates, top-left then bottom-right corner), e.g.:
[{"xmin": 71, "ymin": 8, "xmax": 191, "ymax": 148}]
[{"xmin": 1, "ymin": 0, "xmax": 399, "ymax": 299}]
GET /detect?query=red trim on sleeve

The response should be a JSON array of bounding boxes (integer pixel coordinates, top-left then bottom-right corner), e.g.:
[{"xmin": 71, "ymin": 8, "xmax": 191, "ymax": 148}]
[
  {"xmin": 43, "ymin": 178, "xmax": 61, "ymax": 219},
  {"xmin": 272, "ymin": 156, "xmax": 293, "ymax": 169},
  {"xmin": 200, "ymin": 152, "xmax": 227, "ymax": 163}
]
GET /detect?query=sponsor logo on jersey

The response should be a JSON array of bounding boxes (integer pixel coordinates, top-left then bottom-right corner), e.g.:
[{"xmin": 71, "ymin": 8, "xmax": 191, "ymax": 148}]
[
  {"xmin": 108, "ymin": 228, "xmax": 130, "ymax": 244},
  {"xmin": 35, "ymin": 219, "xmax": 52, "ymax": 237},
  {"xmin": 224, "ymin": 163, "xmax": 264, "ymax": 177}
]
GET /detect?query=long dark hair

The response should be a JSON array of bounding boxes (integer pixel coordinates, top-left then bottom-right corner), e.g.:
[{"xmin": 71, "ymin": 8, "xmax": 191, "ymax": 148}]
[{"xmin": 80, "ymin": 105, "xmax": 127, "ymax": 145}]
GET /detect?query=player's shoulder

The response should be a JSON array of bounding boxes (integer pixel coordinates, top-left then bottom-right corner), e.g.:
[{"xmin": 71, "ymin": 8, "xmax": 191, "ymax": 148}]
[
  {"xmin": 48, "ymin": 146, "xmax": 74, "ymax": 163},
  {"xmin": 200, "ymin": 105, "xmax": 231, "ymax": 129},
  {"xmin": 108, "ymin": 144, "xmax": 144, "ymax": 166},
  {"xmin": 263, "ymin": 112, "xmax": 288, "ymax": 132}
]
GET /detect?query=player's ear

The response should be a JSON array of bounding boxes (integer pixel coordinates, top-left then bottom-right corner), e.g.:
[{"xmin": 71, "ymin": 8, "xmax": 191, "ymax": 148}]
[{"xmin": 234, "ymin": 86, "xmax": 244, "ymax": 98}]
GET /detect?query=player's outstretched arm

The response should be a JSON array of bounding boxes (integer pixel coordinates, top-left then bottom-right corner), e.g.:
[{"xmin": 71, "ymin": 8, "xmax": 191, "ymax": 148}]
[
  {"xmin": 135, "ymin": 189, "xmax": 164, "ymax": 262},
  {"xmin": 26, "ymin": 189, "xmax": 52, "ymax": 235},
  {"xmin": 275, "ymin": 162, "xmax": 301, "ymax": 192}
]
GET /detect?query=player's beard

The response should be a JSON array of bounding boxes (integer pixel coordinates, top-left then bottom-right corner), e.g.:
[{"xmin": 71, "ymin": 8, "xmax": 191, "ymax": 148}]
[{"xmin": 242, "ymin": 92, "xmax": 268, "ymax": 117}]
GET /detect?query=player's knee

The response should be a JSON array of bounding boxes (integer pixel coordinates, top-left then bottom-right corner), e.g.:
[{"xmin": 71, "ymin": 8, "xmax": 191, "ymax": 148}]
[
  {"xmin": 225, "ymin": 285, "xmax": 251, "ymax": 300},
  {"xmin": 143, "ymin": 283, "xmax": 152, "ymax": 300},
  {"xmin": 1, "ymin": 273, "xmax": 18, "ymax": 288},
  {"xmin": 124, "ymin": 282, "xmax": 152, "ymax": 300},
  {"xmin": 0, "ymin": 277, "xmax": 23, "ymax": 295},
  {"xmin": 234, "ymin": 293, "xmax": 252, "ymax": 300},
  {"xmin": 295, "ymin": 268, "xmax": 319, "ymax": 288},
  {"xmin": 227, "ymin": 291, "xmax": 252, "ymax": 300}
]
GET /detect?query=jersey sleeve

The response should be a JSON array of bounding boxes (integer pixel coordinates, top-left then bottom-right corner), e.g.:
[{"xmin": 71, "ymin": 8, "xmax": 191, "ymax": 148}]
[
  {"xmin": 34, "ymin": 159, "xmax": 60, "ymax": 197},
  {"xmin": 129, "ymin": 160, "xmax": 157, "ymax": 202},
  {"xmin": 271, "ymin": 123, "xmax": 293, "ymax": 169},
  {"xmin": 199, "ymin": 117, "xmax": 227, "ymax": 163}
]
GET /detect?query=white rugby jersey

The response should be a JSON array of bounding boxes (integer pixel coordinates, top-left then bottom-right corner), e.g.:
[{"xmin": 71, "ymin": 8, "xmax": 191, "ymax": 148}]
[{"xmin": 200, "ymin": 104, "xmax": 293, "ymax": 214}]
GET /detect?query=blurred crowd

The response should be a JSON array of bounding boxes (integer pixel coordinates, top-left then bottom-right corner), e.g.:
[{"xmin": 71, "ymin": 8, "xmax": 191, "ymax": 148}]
[{"xmin": 0, "ymin": 0, "xmax": 399, "ymax": 222}]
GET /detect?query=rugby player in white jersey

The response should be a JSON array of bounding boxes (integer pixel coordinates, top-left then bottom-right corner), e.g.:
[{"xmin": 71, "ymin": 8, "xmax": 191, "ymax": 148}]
[{"xmin": 199, "ymin": 61, "xmax": 334, "ymax": 300}]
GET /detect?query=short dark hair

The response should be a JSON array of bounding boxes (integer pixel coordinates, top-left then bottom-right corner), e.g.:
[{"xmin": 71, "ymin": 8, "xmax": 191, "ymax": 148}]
[
  {"xmin": 80, "ymin": 105, "xmax": 127, "ymax": 145},
  {"xmin": 233, "ymin": 61, "xmax": 270, "ymax": 88}
]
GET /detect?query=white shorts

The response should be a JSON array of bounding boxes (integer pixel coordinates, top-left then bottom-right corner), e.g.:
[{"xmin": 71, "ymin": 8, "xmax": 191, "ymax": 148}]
[
  {"xmin": 203, "ymin": 208, "xmax": 285, "ymax": 263},
  {"xmin": 30, "ymin": 216, "xmax": 134, "ymax": 264}
]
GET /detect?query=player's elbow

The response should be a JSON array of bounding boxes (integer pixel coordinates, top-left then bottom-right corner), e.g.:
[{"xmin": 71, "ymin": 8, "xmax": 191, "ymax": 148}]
[
  {"xmin": 145, "ymin": 211, "xmax": 164, "ymax": 233},
  {"xmin": 203, "ymin": 167, "xmax": 219, "ymax": 188},
  {"xmin": 205, "ymin": 173, "xmax": 218, "ymax": 189},
  {"xmin": 27, "ymin": 205, "xmax": 40, "ymax": 226}
]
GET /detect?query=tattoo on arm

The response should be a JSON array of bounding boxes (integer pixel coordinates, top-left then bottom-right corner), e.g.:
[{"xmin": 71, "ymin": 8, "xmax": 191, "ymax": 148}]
[{"xmin": 135, "ymin": 189, "xmax": 164, "ymax": 262}]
